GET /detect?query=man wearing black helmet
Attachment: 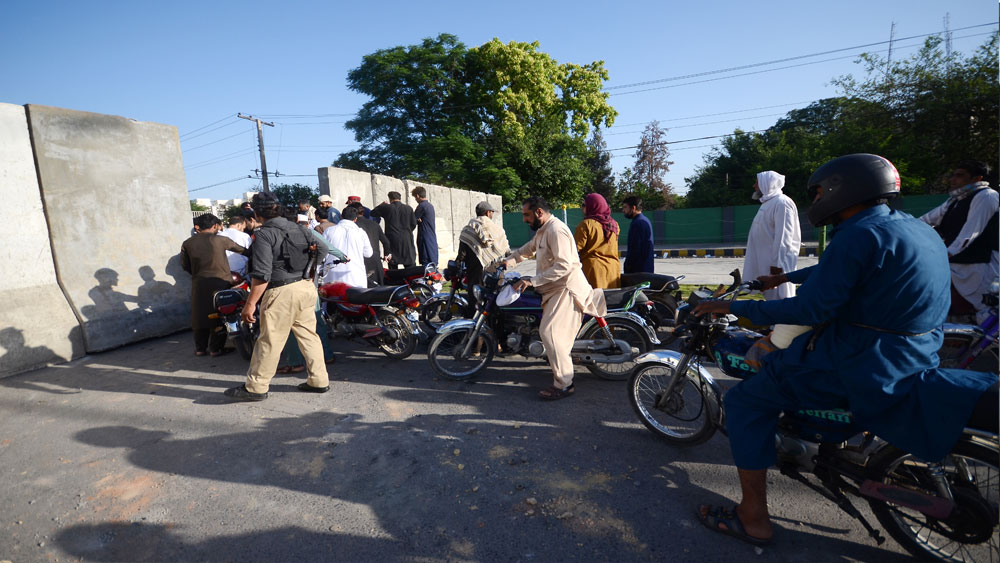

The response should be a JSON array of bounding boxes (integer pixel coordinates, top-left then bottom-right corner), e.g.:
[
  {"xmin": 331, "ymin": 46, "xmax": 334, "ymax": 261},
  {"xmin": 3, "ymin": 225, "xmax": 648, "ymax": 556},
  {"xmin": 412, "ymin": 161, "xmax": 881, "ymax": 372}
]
[{"xmin": 691, "ymin": 154, "xmax": 995, "ymax": 546}]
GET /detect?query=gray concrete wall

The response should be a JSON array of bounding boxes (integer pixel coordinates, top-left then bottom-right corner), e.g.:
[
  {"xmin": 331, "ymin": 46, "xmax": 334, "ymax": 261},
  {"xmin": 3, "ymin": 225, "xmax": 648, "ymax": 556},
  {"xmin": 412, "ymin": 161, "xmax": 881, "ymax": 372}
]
[
  {"xmin": 318, "ymin": 167, "xmax": 502, "ymax": 265},
  {"xmin": 0, "ymin": 103, "xmax": 84, "ymax": 376},
  {"xmin": 27, "ymin": 105, "xmax": 192, "ymax": 353}
]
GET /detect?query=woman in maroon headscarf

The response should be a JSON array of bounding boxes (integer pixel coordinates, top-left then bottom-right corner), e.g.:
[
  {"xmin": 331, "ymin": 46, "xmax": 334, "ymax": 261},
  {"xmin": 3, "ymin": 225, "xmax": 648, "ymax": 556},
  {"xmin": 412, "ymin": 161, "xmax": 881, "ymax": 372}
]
[{"xmin": 574, "ymin": 193, "xmax": 621, "ymax": 288}]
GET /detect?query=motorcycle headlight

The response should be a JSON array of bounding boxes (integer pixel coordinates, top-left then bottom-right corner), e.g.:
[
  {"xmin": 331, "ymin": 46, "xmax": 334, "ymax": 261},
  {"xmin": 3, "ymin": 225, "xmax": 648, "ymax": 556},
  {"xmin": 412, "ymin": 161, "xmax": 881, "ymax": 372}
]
[{"xmin": 472, "ymin": 284, "xmax": 484, "ymax": 303}]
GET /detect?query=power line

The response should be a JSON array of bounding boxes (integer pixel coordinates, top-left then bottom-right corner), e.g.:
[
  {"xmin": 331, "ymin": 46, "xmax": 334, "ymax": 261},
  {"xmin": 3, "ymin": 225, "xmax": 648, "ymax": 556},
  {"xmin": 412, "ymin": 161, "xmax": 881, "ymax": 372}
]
[
  {"xmin": 606, "ymin": 112, "xmax": 789, "ymax": 136},
  {"xmin": 604, "ymin": 22, "xmax": 997, "ymax": 92},
  {"xmin": 608, "ymin": 101, "xmax": 814, "ymax": 129},
  {"xmin": 184, "ymin": 149, "xmax": 258, "ymax": 170},
  {"xmin": 178, "ymin": 119, "xmax": 241, "ymax": 142},
  {"xmin": 179, "ymin": 114, "xmax": 236, "ymax": 138},
  {"xmin": 182, "ymin": 129, "xmax": 252, "ymax": 152},
  {"xmin": 188, "ymin": 175, "xmax": 254, "ymax": 193}
]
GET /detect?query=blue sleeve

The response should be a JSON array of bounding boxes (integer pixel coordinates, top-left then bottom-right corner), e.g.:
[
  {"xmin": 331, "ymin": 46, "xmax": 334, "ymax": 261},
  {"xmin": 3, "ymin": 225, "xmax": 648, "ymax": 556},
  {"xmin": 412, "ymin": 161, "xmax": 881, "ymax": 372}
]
[
  {"xmin": 731, "ymin": 230, "xmax": 870, "ymax": 326},
  {"xmin": 636, "ymin": 219, "xmax": 653, "ymax": 258},
  {"xmin": 786, "ymin": 265, "xmax": 817, "ymax": 284}
]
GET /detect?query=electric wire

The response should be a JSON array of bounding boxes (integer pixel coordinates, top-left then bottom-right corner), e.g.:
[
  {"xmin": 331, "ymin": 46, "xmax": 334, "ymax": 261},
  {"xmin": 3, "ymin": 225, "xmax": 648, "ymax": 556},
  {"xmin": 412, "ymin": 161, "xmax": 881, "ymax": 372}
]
[
  {"xmin": 179, "ymin": 114, "xmax": 236, "ymax": 139},
  {"xmin": 182, "ymin": 129, "xmax": 252, "ymax": 152}
]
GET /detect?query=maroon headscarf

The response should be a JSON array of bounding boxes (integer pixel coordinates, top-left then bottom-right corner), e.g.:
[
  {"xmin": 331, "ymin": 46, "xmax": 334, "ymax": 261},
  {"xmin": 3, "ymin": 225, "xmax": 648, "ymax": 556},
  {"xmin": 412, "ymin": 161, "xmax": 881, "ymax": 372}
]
[{"xmin": 583, "ymin": 193, "xmax": 619, "ymax": 241}]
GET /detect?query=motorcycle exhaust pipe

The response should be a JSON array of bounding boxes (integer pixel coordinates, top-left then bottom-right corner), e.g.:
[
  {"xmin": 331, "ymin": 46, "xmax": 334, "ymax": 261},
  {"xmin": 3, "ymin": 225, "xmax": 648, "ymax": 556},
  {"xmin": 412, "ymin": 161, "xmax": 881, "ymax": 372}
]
[{"xmin": 858, "ymin": 480, "xmax": 954, "ymax": 520}]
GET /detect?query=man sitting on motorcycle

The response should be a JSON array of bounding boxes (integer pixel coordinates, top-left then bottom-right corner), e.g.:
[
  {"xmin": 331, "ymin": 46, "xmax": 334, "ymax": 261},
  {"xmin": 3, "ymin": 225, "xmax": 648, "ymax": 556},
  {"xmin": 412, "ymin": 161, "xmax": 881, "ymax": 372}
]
[
  {"xmin": 692, "ymin": 154, "xmax": 996, "ymax": 546},
  {"xmin": 504, "ymin": 196, "xmax": 607, "ymax": 400}
]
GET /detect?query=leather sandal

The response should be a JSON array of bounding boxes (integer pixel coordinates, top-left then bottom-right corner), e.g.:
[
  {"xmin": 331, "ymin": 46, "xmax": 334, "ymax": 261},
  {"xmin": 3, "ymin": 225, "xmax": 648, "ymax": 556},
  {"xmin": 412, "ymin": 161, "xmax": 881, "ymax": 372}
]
[{"xmin": 538, "ymin": 384, "xmax": 575, "ymax": 401}]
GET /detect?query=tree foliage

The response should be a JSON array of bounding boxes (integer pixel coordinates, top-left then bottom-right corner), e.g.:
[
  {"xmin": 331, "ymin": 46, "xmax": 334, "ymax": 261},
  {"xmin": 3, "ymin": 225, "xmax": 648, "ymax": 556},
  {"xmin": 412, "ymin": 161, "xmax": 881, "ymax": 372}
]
[
  {"xmin": 335, "ymin": 34, "xmax": 617, "ymax": 205},
  {"xmin": 190, "ymin": 200, "xmax": 209, "ymax": 211},
  {"xmin": 684, "ymin": 34, "xmax": 998, "ymax": 207},
  {"xmin": 269, "ymin": 183, "xmax": 318, "ymax": 210},
  {"xmin": 585, "ymin": 128, "xmax": 617, "ymax": 205},
  {"xmin": 631, "ymin": 121, "xmax": 675, "ymax": 208}
]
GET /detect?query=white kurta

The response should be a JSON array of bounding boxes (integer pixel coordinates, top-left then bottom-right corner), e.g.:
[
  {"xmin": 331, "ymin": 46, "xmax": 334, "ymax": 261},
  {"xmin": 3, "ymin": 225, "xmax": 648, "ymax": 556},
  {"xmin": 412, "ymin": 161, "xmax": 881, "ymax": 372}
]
[
  {"xmin": 323, "ymin": 220, "xmax": 373, "ymax": 287},
  {"xmin": 744, "ymin": 173, "xmax": 801, "ymax": 300},
  {"xmin": 920, "ymin": 186, "xmax": 999, "ymax": 321},
  {"xmin": 219, "ymin": 227, "xmax": 252, "ymax": 275}
]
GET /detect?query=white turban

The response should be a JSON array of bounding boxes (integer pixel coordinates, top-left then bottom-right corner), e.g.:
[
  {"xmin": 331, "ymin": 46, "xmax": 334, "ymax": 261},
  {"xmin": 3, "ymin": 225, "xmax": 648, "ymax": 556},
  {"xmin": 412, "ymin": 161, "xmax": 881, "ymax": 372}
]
[{"xmin": 755, "ymin": 171, "xmax": 785, "ymax": 200}]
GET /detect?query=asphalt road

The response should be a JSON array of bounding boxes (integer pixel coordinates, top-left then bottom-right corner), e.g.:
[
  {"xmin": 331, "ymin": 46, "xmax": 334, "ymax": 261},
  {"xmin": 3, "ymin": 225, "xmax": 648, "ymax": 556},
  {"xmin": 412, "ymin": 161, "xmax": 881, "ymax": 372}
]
[{"xmin": 0, "ymin": 259, "xmax": 913, "ymax": 563}]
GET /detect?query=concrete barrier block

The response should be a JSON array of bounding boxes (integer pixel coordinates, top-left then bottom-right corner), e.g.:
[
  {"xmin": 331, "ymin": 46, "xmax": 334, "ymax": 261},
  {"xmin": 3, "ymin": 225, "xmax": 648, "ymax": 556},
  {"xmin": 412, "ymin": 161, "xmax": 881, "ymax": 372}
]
[
  {"xmin": 449, "ymin": 189, "xmax": 472, "ymax": 250},
  {"xmin": 321, "ymin": 167, "xmax": 373, "ymax": 210},
  {"xmin": 371, "ymin": 173, "xmax": 406, "ymax": 210},
  {"xmin": 487, "ymin": 194, "xmax": 504, "ymax": 225},
  {"xmin": 0, "ymin": 103, "xmax": 84, "ymax": 376},
  {"xmin": 27, "ymin": 105, "xmax": 192, "ymax": 352}
]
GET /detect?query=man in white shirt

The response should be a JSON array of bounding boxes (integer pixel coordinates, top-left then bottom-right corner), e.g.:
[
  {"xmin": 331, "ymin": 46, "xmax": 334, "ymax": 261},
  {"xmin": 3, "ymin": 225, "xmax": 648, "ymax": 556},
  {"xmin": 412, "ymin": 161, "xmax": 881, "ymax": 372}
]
[
  {"xmin": 219, "ymin": 215, "xmax": 252, "ymax": 277},
  {"xmin": 744, "ymin": 171, "xmax": 801, "ymax": 300},
  {"xmin": 323, "ymin": 206, "xmax": 372, "ymax": 287},
  {"xmin": 920, "ymin": 160, "xmax": 998, "ymax": 322}
]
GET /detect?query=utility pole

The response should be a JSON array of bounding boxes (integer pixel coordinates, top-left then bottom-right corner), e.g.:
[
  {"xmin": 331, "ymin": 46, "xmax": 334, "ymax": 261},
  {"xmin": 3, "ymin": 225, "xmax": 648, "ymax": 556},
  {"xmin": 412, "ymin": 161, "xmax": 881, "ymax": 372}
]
[{"xmin": 238, "ymin": 113, "xmax": 275, "ymax": 192}]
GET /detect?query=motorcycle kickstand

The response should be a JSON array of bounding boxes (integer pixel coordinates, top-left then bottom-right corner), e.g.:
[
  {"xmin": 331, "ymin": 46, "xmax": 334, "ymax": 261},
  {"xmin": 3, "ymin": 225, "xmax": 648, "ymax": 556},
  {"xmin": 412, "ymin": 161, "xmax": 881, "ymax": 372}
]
[{"xmin": 778, "ymin": 465, "xmax": 886, "ymax": 545}]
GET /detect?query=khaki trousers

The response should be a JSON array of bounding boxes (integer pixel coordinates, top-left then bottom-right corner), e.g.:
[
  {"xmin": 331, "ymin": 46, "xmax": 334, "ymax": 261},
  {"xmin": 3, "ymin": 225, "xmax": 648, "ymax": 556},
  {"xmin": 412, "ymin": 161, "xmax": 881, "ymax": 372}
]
[
  {"xmin": 245, "ymin": 280, "xmax": 328, "ymax": 393},
  {"xmin": 539, "ymin": 288, "xmax": 583, "ymax": 389}
]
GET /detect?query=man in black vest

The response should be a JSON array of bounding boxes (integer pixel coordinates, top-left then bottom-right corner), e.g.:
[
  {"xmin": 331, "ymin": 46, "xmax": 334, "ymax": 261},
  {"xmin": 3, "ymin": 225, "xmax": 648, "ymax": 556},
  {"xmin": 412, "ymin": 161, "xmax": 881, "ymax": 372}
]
[
  {"xmin": 224, "ymin": 192, "xmax": 331, "ymax": 401},
  {"xmin": 920, "ymin": 160, "xmax": 998, "ymax": 322}
]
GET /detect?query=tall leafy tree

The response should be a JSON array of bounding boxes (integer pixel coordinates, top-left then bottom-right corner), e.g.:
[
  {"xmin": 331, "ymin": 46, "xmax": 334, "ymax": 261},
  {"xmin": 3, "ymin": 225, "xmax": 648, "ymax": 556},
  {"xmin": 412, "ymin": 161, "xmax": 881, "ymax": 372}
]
[
  {"xmin": 631, "ymin": 121, "xmax": 675, "ymax": 208},
  {"xmin": 269, "ymin": 183, "xmax": 318, "ymax": 210},
  {"xmin": 585, "ymin": 128, "xmax": 617, "ymax": 205},
  {"xmin": 335, "ymin": 34, "xmax": 618, "ymax": 204}
]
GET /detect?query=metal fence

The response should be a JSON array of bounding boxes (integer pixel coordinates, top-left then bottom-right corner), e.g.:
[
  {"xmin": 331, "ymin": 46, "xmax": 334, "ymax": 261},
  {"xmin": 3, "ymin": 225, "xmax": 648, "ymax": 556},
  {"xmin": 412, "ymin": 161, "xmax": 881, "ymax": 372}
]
[{"xmin": 502, "ymin": 194, "xmax": 948, "ymax": 248}]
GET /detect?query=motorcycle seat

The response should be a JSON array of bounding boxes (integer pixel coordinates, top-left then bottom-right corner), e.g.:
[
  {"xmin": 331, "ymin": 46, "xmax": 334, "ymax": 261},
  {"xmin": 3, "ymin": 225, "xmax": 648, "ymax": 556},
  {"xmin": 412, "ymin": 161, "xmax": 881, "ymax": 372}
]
[
  {"xmin": 385, "ymin": 265, "xmax": 427, "ymax": 283},
  {"xmin": 620, "ymin": 273, "xmax": 679, "ymax": 292},
  {"xmin": 603, "ymin": 288, "xmax": 648, "ymax": 310},
  {"xmin": 345, "ymin": 285, "xmax": 409, "ymax": 305}
]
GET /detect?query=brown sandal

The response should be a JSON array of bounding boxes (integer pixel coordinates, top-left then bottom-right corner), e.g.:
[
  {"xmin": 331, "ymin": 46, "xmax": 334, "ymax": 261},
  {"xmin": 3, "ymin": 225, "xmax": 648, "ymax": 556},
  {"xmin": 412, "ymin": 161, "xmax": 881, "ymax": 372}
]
[
  {"xmin": 276, "ymin": 365, "xmax": 305, "ymax": 374},
  {"xmin": 538, "ymin": 384, "xmax": 575, "ymax": 400}
]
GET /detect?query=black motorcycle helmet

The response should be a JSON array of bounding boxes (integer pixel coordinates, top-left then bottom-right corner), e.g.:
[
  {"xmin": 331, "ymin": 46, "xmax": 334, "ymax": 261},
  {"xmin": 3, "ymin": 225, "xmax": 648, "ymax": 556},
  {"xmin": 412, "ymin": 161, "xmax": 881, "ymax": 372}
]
[{"xmin": 806, "ymin": 154, "xmax": 901, "ymax": 226}]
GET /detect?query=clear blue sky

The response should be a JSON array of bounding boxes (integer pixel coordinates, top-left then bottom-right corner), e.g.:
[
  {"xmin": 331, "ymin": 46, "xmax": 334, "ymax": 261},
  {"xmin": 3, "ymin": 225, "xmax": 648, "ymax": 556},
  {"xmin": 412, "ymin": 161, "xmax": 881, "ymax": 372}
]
[{"xmin": 2, "ymin": 0, "xmax": 995, "ymax": 201}]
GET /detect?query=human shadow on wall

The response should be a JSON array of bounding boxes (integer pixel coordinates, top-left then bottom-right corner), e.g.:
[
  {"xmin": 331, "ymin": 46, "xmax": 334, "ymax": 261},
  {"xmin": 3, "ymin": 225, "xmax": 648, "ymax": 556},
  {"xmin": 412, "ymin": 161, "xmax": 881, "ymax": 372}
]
[
  {"xmin": 84, "ymin": 268, "xmax": 138, "ymax": 318},
  {"xmin": 0, "ymin": 327, "xmax": 58, "ymax": 376},
  {"xmin": 137, "ymin": 265, "xmax": 176, "ymax": 312}
]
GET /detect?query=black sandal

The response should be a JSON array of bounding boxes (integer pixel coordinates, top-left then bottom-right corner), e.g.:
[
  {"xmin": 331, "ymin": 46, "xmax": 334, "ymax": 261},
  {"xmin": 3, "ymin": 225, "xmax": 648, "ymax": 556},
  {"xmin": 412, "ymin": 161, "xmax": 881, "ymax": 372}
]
[
  {"xmin": 696, "ymin": 504, "xmax": 771, "ymax": 547},
  {"xmin": 538, "ymin": 384, "xmax": 575, "ymax": 401}
]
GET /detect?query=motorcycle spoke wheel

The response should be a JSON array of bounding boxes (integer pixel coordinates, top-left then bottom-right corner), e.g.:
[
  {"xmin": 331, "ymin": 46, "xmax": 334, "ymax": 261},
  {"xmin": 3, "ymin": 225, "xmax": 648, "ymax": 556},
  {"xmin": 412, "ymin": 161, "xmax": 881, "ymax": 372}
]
[
  {"xmin": 867, "ymin": 439, "xmax": 999, "ymax": 562},
  {"xmin": 375, "ymin": 310, "xmax": 417, "ymax": 360},
  {"xmin": 419, "ymin": 299, "xmax": 465, "ymax": 335},
  {"xmin": 585, "ymin": 319, "xmax": 651, "ymax": 381},
  {"xmin": 628, "ymin": 363, "xmax": 715, "ymax": 445},
  {"xmin": 428, "ymin": 328, "xmax": 494, "ymax": 381}
]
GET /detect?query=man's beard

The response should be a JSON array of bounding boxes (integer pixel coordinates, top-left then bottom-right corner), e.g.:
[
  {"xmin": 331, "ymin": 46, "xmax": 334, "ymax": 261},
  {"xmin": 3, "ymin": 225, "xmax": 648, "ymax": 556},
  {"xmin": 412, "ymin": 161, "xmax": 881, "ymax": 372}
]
[
  {"xmin": 529, "ymin": 217, "xmax": 543, "ymax": 231},
  {"xmin": 624, "ymin": 210, "xmax": 636, "ymax": 219}
]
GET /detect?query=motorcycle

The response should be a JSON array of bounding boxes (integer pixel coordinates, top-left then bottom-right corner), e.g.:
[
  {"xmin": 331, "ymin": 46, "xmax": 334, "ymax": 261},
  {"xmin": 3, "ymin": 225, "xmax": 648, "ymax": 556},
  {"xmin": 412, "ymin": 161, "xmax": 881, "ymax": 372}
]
[
  {"xmin": 620, "ymin": 272, "xmax": 684, "ymax": 335},
  {"xmin": 427, "ymin": 265, "xmax": 659, "ymax": 381},
  {"xmin": 318, "ymin": 263, "xmax": 422, "ymax": 359},
  {"xmin": 384, "ymin": 262, "xmax": 443, "ymax": 302},
  {"xmin": 628, "ymin": 272, "xmax": 999, "ymax": 561},
  {"xmin": 419, "ymin": 259, "xmax": 475, "ymax": 336},
  {"xmin": 211, "ymin": 272, "xmax": 257, "ymax": 360},
  {"xmin": 940, "ymin": 283, "xmax": 999, "ymax": 373}
]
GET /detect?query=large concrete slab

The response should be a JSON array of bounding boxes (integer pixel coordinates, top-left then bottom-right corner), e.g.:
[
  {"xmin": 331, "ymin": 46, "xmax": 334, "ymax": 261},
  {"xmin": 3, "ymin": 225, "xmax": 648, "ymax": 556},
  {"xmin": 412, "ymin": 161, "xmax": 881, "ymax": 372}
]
[
  {"xmin": 407, "ymin": 181, "xmax": 454, "ymax": 261},
  {"xmin": 449, "ymin": 188, "xmax": 472, "ymax": 252},
  {"xmin": 0, "ymin": 103, "xmax": 83, "ymax": 376},
  {"xmin": 486, "ymin": 194, "xmax": 503, "ymax": 224},
  {"xmin": 320, "ymin": 167, "xmax": 373, "ymax": 210},
  {"xmin": 27, "ymin": 105, "xmax": 192, "ymax": 353},
  {"xmin": 370, "ymin": 173, "xmax": 406, "ymax": 210}
]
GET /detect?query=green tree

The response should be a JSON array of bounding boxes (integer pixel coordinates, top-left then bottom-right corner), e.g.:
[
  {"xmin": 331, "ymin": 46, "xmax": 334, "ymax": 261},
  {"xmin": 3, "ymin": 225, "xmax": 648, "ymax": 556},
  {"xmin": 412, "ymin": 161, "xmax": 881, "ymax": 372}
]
[
  {"xmin": 222, "ymin": 204, "xmax": 245, "ymax": 223},
  {"xmin": 631, "ymin": 121, "xmax": 675, "ymax": 208},
  {"xmin": 335, "ymin": 33, "xmax": 617, "ymax": 204},
  {"xmin": 269, "ymin": 184, "xmax": 318, "ymax": 210},
  {"xmin": 190, "ymin": 200, "xmax": 209, "ymax": 211},
  {"xmin": 586, "ymin": 128, "xmax": 617, "ymax": 205},
  {"xmin": 617, "ymin": 167, "xmax": 666, "ymax": 210}
]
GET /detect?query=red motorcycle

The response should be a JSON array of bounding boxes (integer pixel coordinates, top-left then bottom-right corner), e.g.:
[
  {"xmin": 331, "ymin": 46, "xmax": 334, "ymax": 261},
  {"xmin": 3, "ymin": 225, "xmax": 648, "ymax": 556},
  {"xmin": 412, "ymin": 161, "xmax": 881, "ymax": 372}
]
[
  {"xmin": 318, "ymin": 278, "xmax": 422, "ymax": 360},
  {"xmin": 384, "ymin": 263, "xmax": 443, "ymax": 302},
  {"xmin": 211, "ymin": 273, "xmax": 257, "ymax": 360}
]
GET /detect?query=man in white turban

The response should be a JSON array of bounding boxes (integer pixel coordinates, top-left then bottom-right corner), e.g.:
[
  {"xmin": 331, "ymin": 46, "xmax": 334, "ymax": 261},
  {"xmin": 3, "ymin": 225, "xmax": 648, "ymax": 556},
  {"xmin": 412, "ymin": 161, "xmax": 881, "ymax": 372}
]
[{"xmin": 744, "ymin": 171, "xmax": 801, "ymax": 300}]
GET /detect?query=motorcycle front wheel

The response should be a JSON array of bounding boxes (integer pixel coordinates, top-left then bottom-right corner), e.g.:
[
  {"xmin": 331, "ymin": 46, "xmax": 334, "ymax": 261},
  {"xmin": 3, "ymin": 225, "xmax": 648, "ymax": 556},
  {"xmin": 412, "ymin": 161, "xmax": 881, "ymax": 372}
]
[
  {"xmin": 375, "ymin": 309, "xmax": 418, "ymax": 360},
  {"xmin": 583, "ymin": 318, "xmax": 651, "ymax": 381},
  {"xmin": 419, "ymin": 295, "xmax": 468, "ymax": 336},
  {"xmin": 866, "ymin": 437, "xmax": 999, "ymax": 562},
  {"xmin": 427, "ymin": 327, "xmax": 495, "ymax": 381},
  {"xmin": 628, "ymin": 360, "xmax": 716, "ymax": 445}
]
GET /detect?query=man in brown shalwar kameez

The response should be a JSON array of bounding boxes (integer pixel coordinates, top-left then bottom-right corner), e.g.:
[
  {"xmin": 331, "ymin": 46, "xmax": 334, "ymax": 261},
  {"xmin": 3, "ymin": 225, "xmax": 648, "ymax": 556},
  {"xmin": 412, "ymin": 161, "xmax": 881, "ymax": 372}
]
[
  {"xmin": 505, "ymin": 196, "xmax": 607, "ymax": 400},
  {"xmin": 181, "ymin": 214, "xmax": 250, "ymax": 356}
]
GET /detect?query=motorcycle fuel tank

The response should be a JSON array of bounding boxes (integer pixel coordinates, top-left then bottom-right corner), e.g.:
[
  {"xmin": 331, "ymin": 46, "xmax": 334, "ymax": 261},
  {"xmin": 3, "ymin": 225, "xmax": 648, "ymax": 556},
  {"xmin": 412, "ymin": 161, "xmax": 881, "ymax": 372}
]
[{"xmin": 711, "ymin": 329, "xmax": 759, "ymax": 380}]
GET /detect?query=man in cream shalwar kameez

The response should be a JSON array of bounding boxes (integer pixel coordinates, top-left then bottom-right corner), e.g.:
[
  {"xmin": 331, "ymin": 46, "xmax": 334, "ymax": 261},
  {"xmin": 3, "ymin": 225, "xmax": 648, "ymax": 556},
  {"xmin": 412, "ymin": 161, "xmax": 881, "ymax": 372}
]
[
  {"xmin": 506, "ymin": 197, "xmax": 606, "ymax": 399},
  {"xmin": 744, "ymin": 170, "xmax": 801, "ymax": 300}
]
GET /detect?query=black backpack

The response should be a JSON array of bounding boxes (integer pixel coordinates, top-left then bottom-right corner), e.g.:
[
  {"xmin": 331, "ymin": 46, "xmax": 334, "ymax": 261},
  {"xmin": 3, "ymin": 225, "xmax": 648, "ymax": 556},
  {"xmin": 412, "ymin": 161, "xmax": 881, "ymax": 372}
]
[{"xmin": 266, "ymin": 221, "xmax": 317, "ymax": 277}]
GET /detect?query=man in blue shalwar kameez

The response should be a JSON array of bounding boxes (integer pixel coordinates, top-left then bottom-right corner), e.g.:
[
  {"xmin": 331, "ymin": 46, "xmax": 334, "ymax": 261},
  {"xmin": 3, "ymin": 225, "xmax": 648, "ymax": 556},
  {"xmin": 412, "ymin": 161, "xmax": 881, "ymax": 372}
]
[{"xmin": 692, "ymin": 154, "xmax": 996, "ymax": 546}]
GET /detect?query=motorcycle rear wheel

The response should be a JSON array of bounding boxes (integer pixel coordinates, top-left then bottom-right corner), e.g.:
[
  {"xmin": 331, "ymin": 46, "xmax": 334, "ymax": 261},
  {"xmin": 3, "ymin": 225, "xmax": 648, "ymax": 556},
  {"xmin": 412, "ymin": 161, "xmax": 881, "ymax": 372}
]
[
  {"xmin": 419, "ymin": 296, "xmax": 468, "ymax": 336},
  {"xmin": 428, "ymin": 327, "xmax": 495, "ymax": 381},
  {"xmin": 375, "ymin": 309, "xmax": 418, "ymax": 359},
  {"xmin": 866, "ymin": 437, "xmax": 999, "ymax": 562},
  {"xmin": 235, "ymin": 321, "xmax": 256, "ymax": 361},
  {"xmin": 628, "ymin": 361, "xmax": 716, "ymax": 445},
  {"xmin": 583, "ymin": 318, "xmax": 651, "ymax": 381}
]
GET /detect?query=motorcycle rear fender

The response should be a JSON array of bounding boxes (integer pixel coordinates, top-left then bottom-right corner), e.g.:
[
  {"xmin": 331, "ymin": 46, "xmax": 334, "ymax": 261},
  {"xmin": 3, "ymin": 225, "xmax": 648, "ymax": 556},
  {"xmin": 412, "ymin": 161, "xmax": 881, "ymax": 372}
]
[
  {"xmin": 578, "ymin": 311, "xmax": 661, "ymax": 346},
  {"xmin": 635, "ymin": 350, "xmax": 724, "ymax": 426}
]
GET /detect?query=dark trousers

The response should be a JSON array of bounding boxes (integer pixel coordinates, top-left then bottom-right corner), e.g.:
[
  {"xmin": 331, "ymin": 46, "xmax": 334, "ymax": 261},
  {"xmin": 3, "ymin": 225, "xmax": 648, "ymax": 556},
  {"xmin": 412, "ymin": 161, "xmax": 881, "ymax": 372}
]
[{"xmin": 194, "ymin": 327, "xmax": 226, "ymax": 353}]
